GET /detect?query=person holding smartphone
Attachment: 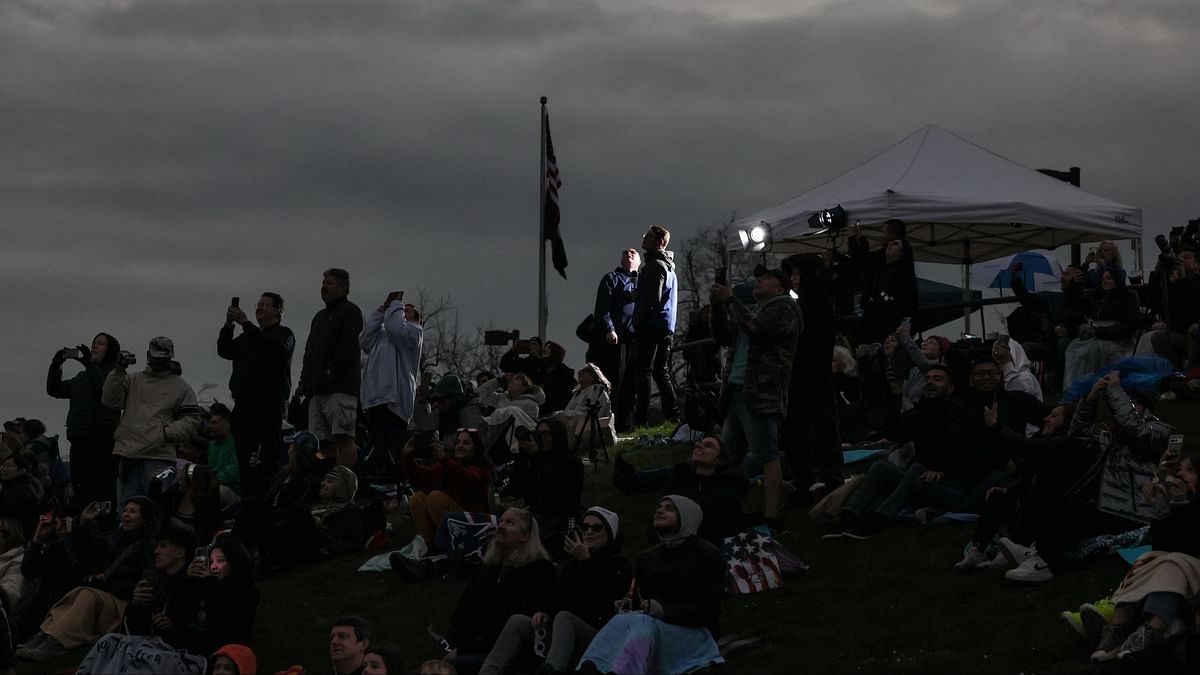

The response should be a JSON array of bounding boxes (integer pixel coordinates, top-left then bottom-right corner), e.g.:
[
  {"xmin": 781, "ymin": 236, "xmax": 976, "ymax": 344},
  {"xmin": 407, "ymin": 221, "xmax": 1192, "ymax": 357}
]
[
  {"xmin": 46, "ymin": 332, "xmax": 123, "ymax": 506},
  {"xmin": 359, "ymin": 291, "xmax": 423, "ymax": 480},
  {"xmin": 218, "ymin": 292, "xmax": 296, "ymax": 500}
]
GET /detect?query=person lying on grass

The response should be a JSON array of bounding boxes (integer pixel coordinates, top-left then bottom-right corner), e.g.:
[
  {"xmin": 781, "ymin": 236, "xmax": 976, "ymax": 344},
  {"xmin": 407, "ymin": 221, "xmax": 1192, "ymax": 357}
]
[{"xmin": 479, "ymin": 506, "xmax": 632, "ymax": 675}]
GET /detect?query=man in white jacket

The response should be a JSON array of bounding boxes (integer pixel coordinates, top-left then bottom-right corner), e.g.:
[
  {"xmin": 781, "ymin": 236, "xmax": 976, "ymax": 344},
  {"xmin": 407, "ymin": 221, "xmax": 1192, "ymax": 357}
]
[
  {"xmin": 102, "ymin": 336, "xmax": 200, "ymax": 503},
  {"xmin": 359, "ymin": 295, "xmax": 423, "ymax": 478}
]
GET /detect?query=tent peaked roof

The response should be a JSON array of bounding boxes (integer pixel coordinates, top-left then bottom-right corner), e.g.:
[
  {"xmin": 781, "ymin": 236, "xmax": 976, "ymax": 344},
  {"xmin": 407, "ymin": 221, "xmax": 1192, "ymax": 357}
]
[{"xmin": 729, "ymin": 125, "xmax": 1142, "ymax": 264}]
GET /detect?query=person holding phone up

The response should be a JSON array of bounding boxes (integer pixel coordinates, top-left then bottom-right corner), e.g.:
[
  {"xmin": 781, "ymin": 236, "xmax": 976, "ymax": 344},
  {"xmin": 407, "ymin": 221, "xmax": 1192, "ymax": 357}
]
[{"xmin": 359, "ymin": 291, "xmax": 423, "ymax": 481}]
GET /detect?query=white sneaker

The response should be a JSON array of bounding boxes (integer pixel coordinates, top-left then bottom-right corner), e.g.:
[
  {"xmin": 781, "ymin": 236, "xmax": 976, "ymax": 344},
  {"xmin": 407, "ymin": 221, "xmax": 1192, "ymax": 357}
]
[
  {"xmin": 996, "ymin": 536, "xmax": 1034, "ymax": 568},
  {"xmin": 954, "ymin": 544, "xmax": 990, "ymax": 571},
  {"xmin": 1004, "ymin": 554, "xmax": 1054, "ymax": 583}
]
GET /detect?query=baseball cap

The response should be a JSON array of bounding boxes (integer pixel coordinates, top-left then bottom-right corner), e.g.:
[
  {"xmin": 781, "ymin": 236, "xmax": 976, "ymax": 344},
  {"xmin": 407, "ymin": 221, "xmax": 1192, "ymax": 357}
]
[
  {"xmin": 148, "ymin": 336, "xmax": 175, "ymax": 359},
  {"xmin": 283, "ymin": 430, "xmax": 320, "ymax": 451}
]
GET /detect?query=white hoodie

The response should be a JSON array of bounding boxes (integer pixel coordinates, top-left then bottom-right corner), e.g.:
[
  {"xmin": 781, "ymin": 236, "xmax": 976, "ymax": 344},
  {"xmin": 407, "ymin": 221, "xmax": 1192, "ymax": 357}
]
[{"xmin": 1001, "ymin": 339, "xmax": 1043, "ymax": 402}]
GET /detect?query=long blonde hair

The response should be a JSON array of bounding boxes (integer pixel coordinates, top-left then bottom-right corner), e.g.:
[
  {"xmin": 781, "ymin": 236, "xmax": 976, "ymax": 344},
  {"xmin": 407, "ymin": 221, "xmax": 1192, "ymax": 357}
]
[{"xmin": 482, "ymin": 507, "xmax": 550, "ymax": 568}]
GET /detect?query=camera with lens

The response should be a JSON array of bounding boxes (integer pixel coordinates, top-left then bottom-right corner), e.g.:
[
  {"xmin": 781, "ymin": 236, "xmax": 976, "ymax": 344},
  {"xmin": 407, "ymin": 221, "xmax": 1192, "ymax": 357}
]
[
  {"xmin": 483, "ymin": 329, "xmax": 520, "ymax": 347},
  {"xmin": 117, "ymin": 350, "xmax": 138, "ymax": 368}
]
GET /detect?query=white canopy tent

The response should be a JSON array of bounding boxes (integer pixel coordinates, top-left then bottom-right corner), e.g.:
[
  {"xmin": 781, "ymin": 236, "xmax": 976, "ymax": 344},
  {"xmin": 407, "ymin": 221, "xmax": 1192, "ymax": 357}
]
[{"xmin": 727, "ymin": 125, "xmax": 1143, "ymax": 330}]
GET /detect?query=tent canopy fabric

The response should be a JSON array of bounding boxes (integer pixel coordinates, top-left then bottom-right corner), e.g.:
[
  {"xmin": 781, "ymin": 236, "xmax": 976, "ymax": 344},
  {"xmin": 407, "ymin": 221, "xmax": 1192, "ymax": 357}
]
[{"xmin": 728, "ymin": 125, "xmax": 1142, "ymax": 264}]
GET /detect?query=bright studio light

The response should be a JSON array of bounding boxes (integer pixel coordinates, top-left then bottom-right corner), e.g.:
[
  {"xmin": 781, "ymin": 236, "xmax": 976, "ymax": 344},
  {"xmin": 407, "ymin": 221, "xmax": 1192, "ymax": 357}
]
[{"xmin": 739, "ymin": 221, "xmax": 771, "ymax": 252}]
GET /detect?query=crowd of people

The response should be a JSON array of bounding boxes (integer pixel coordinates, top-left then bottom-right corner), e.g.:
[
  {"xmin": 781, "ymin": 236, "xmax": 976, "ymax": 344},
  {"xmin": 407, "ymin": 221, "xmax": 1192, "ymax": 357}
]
[{"xmin": 0, "ymin": 220, "xmax": 1197, "ymax": 673}]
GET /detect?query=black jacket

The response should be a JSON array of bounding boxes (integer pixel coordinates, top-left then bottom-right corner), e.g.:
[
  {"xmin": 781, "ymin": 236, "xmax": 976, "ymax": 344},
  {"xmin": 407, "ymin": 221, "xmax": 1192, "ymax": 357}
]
[
  {"xmin": 123, "ymin": 567, "xmax": 204, "ymax": 649},
  {"xmin": 68, "ymin": 523, "xmax": 158, "ymax": 600},
  {"xmin": 446, "ymin": 559, "xmax": 557, "ymax": 655},
  {"xmin": 556, "ymin": 551, "xmax": 633, "ymax": 629},
  {"xmin": 540, "ymin": 362, "xmax": 577, "ymax": 415},
  {"xmin": 888, "ymin": 396, "xmax": 1004, "ymax": 484},
  {"xmin": 191, "ymin": 575, "xmax": 260, "ymax": 653},
  {"xmin": 662, "ymin": 465, "xmax": 747, "ymax": 545},
  {"xmin": 218, "ymin": 321, "xmax": 295, "ymax": 405},
  {"xmin": 46, "ymin": 360, "xmax": 122, "ymax": 439},
  {"xmin": 298, "ymin": 296, "xmax": 364, "ymax": 397},
  {"xmin": 1064, "ymin": 283, "xmax": 1142, "ymax": 341},
  {"xmin": 636, "ymin": 536, "xmax": 725, "ymax": 637},
  {"xmin": 1146, "ymin": 270, "xmax": 1200, "ymax": 332},
  {"xmin": 1150, "ymin": 498, "xmax": 1200, "ymax": 557}
]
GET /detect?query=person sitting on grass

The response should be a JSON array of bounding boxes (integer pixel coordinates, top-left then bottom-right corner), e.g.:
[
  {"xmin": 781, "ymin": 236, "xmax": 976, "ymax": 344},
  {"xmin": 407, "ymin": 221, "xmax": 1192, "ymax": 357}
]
[
  {"xmin": 0, "ymin": 451, "xmax": 44, "ymax": 539},
  {"xmin": 122, "ymin": 526, "xmax": 202, "ymax": 647},
  {"xmin": 269, "ymin": 465, "xmax": 364, "ymax": 566},
  {"xmin": 894, "ymin": 322, "xmax": 950, "ymax": 412},
  {"xmin": 17, "ymin": 497, "xmax": 158, "ymax": 662},
  {"xmin": 500, "ymin": 418, "xmax": 584, "ymax": 555},
  {"xmin": 330, "ymin": 615, "xmax": 375, "ymax": 675},
  {"xmin": 613, "ymin": 434, "xmax": 747, "ymax": 545},
  {"xmin": 184, "ymin": 537, "xmax": 259, "ymax": 653},
  {"xmin": 404, "ymin": 428, "xmax": 494, "ymax": 551},
  {"xmin": 955, "ymin": 402, "xmax": 1083, "ymax": 571},
  {"xmin": 480, "ymin": 506, "xmax": 632, "ymax": 675},
  {"xmin": 552, "ymin": 363, "xmax": 615, "ymax": 446},
  {"xmin": 441, "ymin": 507, "xmax": 556, "ymax": 675},
  {"xmin": 827, "ymin": 364, "xmax": 1005, "ymax": 540},
  {"xmin": 538, "ymin": 341, "xmax": 578, "ymax": 417},
  {"xmin": 479, "ymin": 373, "xmax": 546, "ymax": 422},
  {"xmin": 211, "ymin": 644, "xmax": 257, "ymax": 675},
  {"xmin": 0, "ymin": 517, "xmax": 34, "ymax": 674},
  {"xmin": 577, "ymin": 495, "xmax": 724, "ymax": 675},
  {"xmin": 153, "ymin": 462, "xmax": 222, "ymax": 546},
  {"xmin": 998, "ymin": 373, "xmax": 1172, "ymax": 585},
  {"xmin": 230, "ymin": 430, "xmax": 322, "ymax": 562},
  {"xmin": 363, "ymin": 642, "xmax": 405, "ymax": 674},
  {"xmin": 1087, "ymin": 449, "xmax": 1199, "ymax": 663},
  {"xmin": 425, "ymin": 375, "xmax": 487, "ymax": 446}
]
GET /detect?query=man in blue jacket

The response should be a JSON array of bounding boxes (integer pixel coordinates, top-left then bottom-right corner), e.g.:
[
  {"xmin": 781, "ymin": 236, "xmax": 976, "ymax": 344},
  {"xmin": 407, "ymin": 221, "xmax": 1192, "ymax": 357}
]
[{"xmin": 589, "ymin": 248, "xmax": 639, "ymax": 431}]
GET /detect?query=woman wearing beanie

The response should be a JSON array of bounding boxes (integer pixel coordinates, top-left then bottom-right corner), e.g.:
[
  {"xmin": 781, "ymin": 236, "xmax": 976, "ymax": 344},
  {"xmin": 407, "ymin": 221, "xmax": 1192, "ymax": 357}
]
[
  {"xmin": 480, "ymin": 506, "xmax": 632, "ymax": 674},
  {"xmin": 578, "ymin": 495, "xmax": 725, "ymax": 674}
]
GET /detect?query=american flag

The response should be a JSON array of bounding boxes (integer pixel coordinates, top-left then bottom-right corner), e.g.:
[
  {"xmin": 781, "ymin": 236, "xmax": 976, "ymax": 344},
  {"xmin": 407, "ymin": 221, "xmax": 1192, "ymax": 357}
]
[{"xmin": 543, "ymin": 108, "xmax": 568, "ymax": 279}]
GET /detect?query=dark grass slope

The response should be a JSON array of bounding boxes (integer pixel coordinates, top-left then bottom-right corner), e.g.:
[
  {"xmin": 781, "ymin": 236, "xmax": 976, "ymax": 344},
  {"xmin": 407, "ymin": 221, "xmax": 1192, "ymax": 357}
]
[{"xmin": 34, "ymin": 401, "xmax": 1198, "ymax": 674}]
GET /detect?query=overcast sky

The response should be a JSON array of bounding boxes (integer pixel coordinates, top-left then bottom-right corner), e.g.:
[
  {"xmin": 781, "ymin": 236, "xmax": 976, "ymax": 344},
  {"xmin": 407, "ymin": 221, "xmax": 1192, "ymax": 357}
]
[{"xmin": 4, "ymin": 0, "xmax": 1198, "ymax": 436}]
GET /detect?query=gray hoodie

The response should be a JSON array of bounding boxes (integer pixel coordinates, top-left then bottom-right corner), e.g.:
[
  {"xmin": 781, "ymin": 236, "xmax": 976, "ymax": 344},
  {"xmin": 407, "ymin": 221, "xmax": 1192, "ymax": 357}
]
[{"xmin": 657, "ymin": 494, "xmax": 703, "ymax": 547}]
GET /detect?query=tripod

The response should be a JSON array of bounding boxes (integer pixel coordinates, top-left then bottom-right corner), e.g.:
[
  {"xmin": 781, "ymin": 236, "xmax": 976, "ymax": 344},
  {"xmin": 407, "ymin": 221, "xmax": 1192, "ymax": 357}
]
[{"xmin": 575, "ymin": 401, "xmax": 610, "ymax": 467}]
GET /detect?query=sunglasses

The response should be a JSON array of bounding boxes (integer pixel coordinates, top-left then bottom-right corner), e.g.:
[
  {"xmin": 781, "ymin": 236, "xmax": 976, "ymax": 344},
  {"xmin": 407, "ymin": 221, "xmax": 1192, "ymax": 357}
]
[
  {"xmin": 578, "ymin": 523, "xmax": 606, "ymax": 533},
  {"xmin": 456, "ymin": 428, "xmax": 479, "ymax": 433}
]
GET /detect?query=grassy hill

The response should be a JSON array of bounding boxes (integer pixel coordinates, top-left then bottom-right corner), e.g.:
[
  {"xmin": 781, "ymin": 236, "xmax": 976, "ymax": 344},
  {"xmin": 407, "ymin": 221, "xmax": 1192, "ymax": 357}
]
[{"xmin": 35, "ymin": 400, "xmax": 1199, "ymax": 674}]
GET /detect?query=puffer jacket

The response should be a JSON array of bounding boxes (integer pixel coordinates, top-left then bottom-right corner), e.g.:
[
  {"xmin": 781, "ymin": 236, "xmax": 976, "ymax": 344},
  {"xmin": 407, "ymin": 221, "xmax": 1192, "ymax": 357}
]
[
  {"xmin": 103, "ymin": 363, "xmax": 201, "ymax": 461},
  {"xmin": 1068, "ymin": 384, "xmax": 1172, "ymax": 523},
  {"xmin": 478, "ymin": 377, "xmax": 546, "ymax": 420},
  {"xmin": 711, "ymin": 293, "xmax": 803, "ymax": 417},
  {"xmin": 47, "ymin": 360, "xmax": 122, "ymax": 438}
]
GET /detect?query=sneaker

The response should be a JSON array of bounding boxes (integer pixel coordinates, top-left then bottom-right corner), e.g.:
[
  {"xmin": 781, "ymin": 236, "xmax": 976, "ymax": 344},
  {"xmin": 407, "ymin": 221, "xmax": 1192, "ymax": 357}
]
[
  {"xmin": 1060, "ymin": 610, "xmax": 1088, "ymax": 640},
  {"xmin": 1079, "ymin": 599, "xmax": 1116, "ymax": 645},
  {"xmin": 1004, "ymin": 554, "xmax": 1054, "ymax": 583},
  {"xmin": 1091, "ymin": 623, "xmax": 1131, "ymax": 662},
  {"xmin": 996, "ymin": 536, "xmax": 1034, "ymax": 568},
  {"xmin": 955, "ymin": 543, "xmax": 991, "ymax": 571},
  {"xmin": 1116, "ymin": 623, "xmax": 1169, "ymax": 660},
  {"xmin": 15, "ymin": 634, "xmax": 65, "ymax": 661}
]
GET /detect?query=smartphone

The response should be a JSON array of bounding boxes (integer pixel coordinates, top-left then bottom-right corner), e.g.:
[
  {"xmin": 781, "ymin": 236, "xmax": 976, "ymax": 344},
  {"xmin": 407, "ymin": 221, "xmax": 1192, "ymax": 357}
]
[
  {"xmin": 715, "ymin": 267, "xmax": 727, "ymax": 286},
  {"xmin": 231, "ymin": 296, "xmax": 240, "ymax": 308},
  {"xmin": 899, "ymin": 317, "xmax": 912, "ymax": 331},
  {"xmin": 97, "ymin": 501, "xmax": 113, "ymax": 515},
  {"xmin": 413, "ymin": 431, "xmax": 435, "ymax": 454},
  {"xmin": 386, "ymin": 291, "xmax": 404, "ymax": 304},
  {"xmin": 194, "ymin": 547, "xmax": 209, "ymax": 564}
]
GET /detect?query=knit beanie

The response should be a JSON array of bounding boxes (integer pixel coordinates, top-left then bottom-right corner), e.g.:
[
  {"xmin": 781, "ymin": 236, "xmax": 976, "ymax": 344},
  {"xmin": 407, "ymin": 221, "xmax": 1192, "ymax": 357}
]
[{"xmin": 583, "ymin": 506, "xmax": 619, "ymax": 542}]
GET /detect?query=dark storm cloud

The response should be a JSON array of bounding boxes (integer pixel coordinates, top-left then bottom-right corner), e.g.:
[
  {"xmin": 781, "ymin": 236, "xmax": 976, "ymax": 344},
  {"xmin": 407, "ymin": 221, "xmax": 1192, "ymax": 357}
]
[{"xmin": 3, "ymin": 0, "xmax": 1198, "ymax": 432}]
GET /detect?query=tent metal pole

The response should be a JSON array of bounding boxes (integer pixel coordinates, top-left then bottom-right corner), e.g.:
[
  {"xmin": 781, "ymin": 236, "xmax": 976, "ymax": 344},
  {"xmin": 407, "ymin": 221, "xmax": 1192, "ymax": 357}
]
[{"xmin": 962, "ymin": 240, "xmax": 972, "ymax": 334}]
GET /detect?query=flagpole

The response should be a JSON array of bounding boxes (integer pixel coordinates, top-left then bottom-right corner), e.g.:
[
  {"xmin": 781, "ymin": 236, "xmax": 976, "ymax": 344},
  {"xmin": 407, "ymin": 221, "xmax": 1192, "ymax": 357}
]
[{"xmin": 538, "ymin": 96, "xmax": 548, "ymax": 342}]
